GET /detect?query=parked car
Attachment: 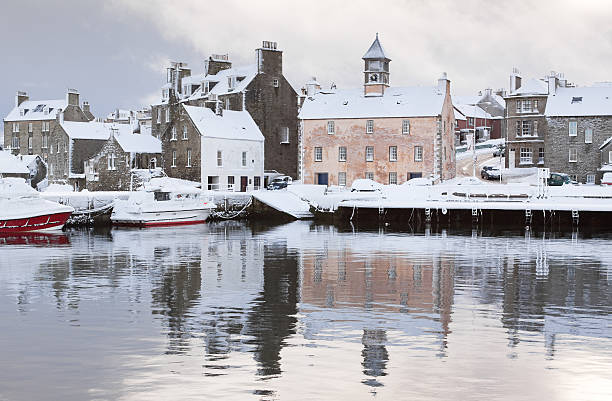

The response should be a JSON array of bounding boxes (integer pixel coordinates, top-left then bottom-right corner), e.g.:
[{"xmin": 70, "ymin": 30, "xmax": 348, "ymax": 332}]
[
  {"xmin": 547, "ymin": 172, "xmax": 572, "ymax": 186},
  {"xmin": 481, "ymin": 166, "xmax": 501, "ymax": 180},
  {"xmin": 267, "ymin": 175, "xmax": 292, "ymax": 190},
  {"xmin": 602, "ymin": 172, "xmax": 612, "ymax": 185},
  {"xmin": 493, "ymin": 145, "xmax": 505, "ymax": 157},
  {"xmin": 351, "ymin": 179, "xmax": 383, "ymax": 192}
]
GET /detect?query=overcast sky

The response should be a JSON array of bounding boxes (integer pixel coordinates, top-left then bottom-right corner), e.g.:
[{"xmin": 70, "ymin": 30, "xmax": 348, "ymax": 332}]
[{"xmin": 2, "ymin": 0, "xmax": 612, "ymax": 134}]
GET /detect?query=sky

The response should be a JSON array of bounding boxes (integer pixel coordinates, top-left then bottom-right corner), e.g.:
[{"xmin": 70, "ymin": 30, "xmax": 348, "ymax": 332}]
[{"xmin": 2, "ymin": 0, "xmax": 612, "ymax": 137}]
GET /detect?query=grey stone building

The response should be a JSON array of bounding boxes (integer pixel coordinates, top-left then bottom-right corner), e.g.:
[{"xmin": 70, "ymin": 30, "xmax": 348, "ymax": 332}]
[
  {"xmin": 3, "ymin": 89, "xmax": 94, "ymax": 166},
  {"xmin": 151, "ymin": 41, "xmax": 299, "ymax": 183},
  {"xmin": 545, "ymin": 84, "xmax": 612, "ymax": 184}
]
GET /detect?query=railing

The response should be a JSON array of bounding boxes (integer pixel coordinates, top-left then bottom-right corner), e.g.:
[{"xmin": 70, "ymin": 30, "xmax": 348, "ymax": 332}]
[{"xmin": 206, "ymin": 183, "xmax": 262, "ymax": 192}]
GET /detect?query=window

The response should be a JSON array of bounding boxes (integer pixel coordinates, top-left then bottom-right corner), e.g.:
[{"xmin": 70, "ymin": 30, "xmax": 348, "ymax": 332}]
[
  {"xmin": 12, "ymin": 123, "xmax": 19, "ymax": 133},
  {"xmin": 523, "ymin": 100, "xmax": 531, "ymax": 112},
  {"xmin": 182, "ymin": 125, "xmax": 188, "ymax": 140},
  {"xmin": 338, "ymin": 172, "xmax": 346, "ymax": 186},
  {"xmin": 228, "ymin": 175, "xmax": 235, "ymax": 190},
  {"xmin": 519, "ymin": 147, "xmax": 532, "ymax": 164},
  {"xmin": 57, "ymin": 142, "xmax": 60, "ymax": 153},
  {"xmin": 586, "ymin": 174, "xmax": 595, "ymax": 184},
  {"xmin": 171, "ymin": 150, "xmax": 177, "ymax": 167},
  {"xmin": 468, "ymin": 117, "xmax": 474, "ymax": 127},
  {"xmin": 516, "ymin": 120, "xmax": 522, "ymax": 137},
  {"xmin": 228, "ymin": 76, "xmax": 236, "ymax": 90},
  {"xmin": 28, "ymin": 135, "xmax": 32, "ymax": 149},
  {"xmin": 171, "ymin": 126, "xmax": 177, "ymax": 141},
  {"xmin": 327, "ymin": 121, "xmax": 335, "ymax": 134},
  {"xmin": 569, "ymin": 147, "xmax": 577, "ymax": 162},
  {"xmin": 107, "ymin": 153, "xmax": 116, "ymax": 170},
  {"xmin": 569, "ymin": 121, "xmax": 577, "ymax": 136},
  {"xmin": 609, "ymin": 150, "xmax": 612, "ymax": 164},
  {"xmin": 280, "ymin": 127, "xmax": 289, "ymax": 144},
  {"xmin": 365, "ymin": 146, "xmax": 374, "ymax": 161},
  {"xmin": 533, "ymin": 120, "xmax": 538, "ymax": 135},
  {"xmin": 338, "ymin": 146, "xmax": 347, "ymax": 162},
  {"xmin": 156, "ymin": 109, "xmax": 161, "ymax": 123},
  {"xmin": 186, "ymin": 149, "xmax": 192, "ymax": 167},
  {"xmin": 64, "ymin": 141, "xmax": 67, "ymax": 153},
  {"xmin": 570, "ymin": 174, "xmax": 578, "ymax": 182},
  {"xmin": 217, "ymin": 150, "xmax": 223, "ymax": 166},
  {"xmin": 366, "ymin": 120, "xmax": 374, "ymax": 134},
  {"xmin": 414, "ymin": 146, "xmax": 423, "ymax": 162},
  {"xmin": 273, "ymin": 78, "xmax": 279, "ymax": 88},
  {"xmin": 585, "ymin": 128, "xmax": 593, "ymax": 144},
  {"xmin": 533, "ymin": 99, "xmax": 539, "ymax": 110},
  {"xmin": 42, "ymin": 134, "xmax": 48, "ymax": 149},
  {"xmin": 225, "ymin": 98, "xmax": 230, "ymax": 110},
  {"xmin": 389, "ymin": 146, "xmax": 397, "ymax": 161},
  {"xmin": 389, "ymin": 172, "xmax": 397, "ymax": 185},
  {"xmin": 365, "ymin": 172, "xmax": 374, "ymax": 180},
  {"xmin": 12, "ymin": 136, "xmax": 19, "ymax": 149},
  {"xmin": 49, "ymin": 163, "xmax": 53, "ymax": 176},
  {"xmin": 314, "ymin": 147, "xmax": 322, "ymax": 162},
  {"xmin": 28, "ymin": 123, "xmax": 32, "ymax": 133},
  {"xmin": 516, "ymin": 100, "xmax": 521, "ymax": 111},
  {"xmin": 242, "ymin": 151, "xmax": 247, "ymax": 167},
  {"xmin": 165, "ymin": 108, "xmax": 170, "ymax": 123},
  {"xmin": 202, "ymin": 81, "xmax": 209, "ymax": 95},
  {"xmin": 254, "ymin": 176, "xmax": 261, "ymax": 190},
  {"xmin": 402, "ymin": 120, "xmax": 410, "ymax": 134},
  {"xmin": 538, "ymin": 147, "xmax": 544, "ymax": 164},
  {"xmin": 522, "ymin": 120, "xmax": 531, "ymax": 136}
]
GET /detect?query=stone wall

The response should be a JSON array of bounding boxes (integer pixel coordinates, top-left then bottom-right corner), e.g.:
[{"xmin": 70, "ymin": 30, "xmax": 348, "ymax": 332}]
[
  {"xmin": 504, "ymin": 95, "xmax": 548, "ymax": 168},
  {"xmin": 546, "ymin": 116, "xmax": 612, "ymax": 183},
  {"xmin": 85, "ymin": 138, "xmax": 131, "ymax": 191}
]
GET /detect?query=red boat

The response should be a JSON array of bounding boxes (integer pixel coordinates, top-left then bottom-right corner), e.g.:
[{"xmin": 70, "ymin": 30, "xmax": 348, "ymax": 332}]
[{"xmin": 0, "ymin": 178, "xmax": 74, "ymax": 233}]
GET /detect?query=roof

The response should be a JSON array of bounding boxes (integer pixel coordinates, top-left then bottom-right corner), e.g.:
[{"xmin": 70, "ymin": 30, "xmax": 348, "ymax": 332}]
[
  {"xmin": 600, "ymin": 136, "xmax": 612, "ymax": 150},
  {"xmin": 362, "ymin": 34, "xmax": 390, "ymax": 60},
  {"xmin": 298, "ymin": 86, "xmax": 445, "ymax": 119},
  {"xmin": 188, "ymin": 65, "xmax": 258, "ymax": 101},
  {"xmin": 115, "ymin": 131, "xmax": 161, "ymax": 153},
  {"xmin": 61, "ymin": 121, "xmax": 113, "ymax": 140},
  {"xmin": 454, "ymin": 108, "xmax": 466, "ymax": 121},
  {"xmin": 546, "ymin": 85, "xmax": 612, "ymax": 117},
  {"xmin": 184, "ymin": 106, "xmax": 264, "ymax": 142},
  {"xmin": 0, "ymin": 151, "xmax": 30, "ymax": 174},
  {"xmin": 5, "ymin": 99, "xmax": 66, "ymax": 121},
  {"xmin": 454, "ymin": 104, "xmax": 493, "ymax": 119},
  {"xmin": 509, "ymin": 78, "xmax": 548, "ymax": 96},
  {"xmin": 107, "ymin": 109, "xmax": 134, "ymax": 120}
]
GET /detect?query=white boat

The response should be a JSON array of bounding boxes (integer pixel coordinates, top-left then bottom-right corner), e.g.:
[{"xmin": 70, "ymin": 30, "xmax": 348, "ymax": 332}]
[
  {"xmin": 111, "ymin": 184, "xmax": 216, "ymax": 227},
  {"xmin": 0, "ymin": 178, "xmax": 74, "ymax": 233}
]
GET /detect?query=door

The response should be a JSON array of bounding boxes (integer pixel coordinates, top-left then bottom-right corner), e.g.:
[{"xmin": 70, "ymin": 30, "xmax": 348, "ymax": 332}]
[
  {"xmin": 508, "ymin": 149, "xmax": 515, "ymax": 169},
  {"xmin": 316, "ymin": 173, "xmax": 328, "ymax": 186},
  {"xmin": 240, "ymin": 176, "xmax": 248, "ymax": 192}
]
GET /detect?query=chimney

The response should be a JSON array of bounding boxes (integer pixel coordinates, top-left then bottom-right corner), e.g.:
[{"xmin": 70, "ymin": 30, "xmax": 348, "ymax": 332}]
[
  {"xmin": 58, "ymin": 109, "xmax": 64, "ymax": 124},
  {"xmin": 437, "ymin": 72, "xmax": 450, "ymax": 94},
  {"xmin": 115, "ymin": 108, "xmax": 120, "ymax": 122},
  {"xmin": 205, "ymin": 54, "xmax": 232, "ymax": 76},
  {"xmin": 66, "ymin": 88, "xmax": 80, "ymax": 106},
  {"xmin": 548, "ymin": 71, "xmax": 558, "ymax": 95},
  {"xmin": 83, "ymin": 101, "xmax": 91, "ymax": 113},
  {"xmin": 485, "ymin": 88, "xmax": 492, "ymax": 97},
  {"xmin": 15, "ymin": 91, "xmax": 29, "ymax": 107},
  {"xmin": 510, "ymin": 68, "xmax": 522, "ymax": 92},
  {"xmin": 305, "ymin": 77, "xmax": 321, "ymax": 96},
  {"xmin": 256, "ymin": 41, "xmax": 282, "ymax": 74}
]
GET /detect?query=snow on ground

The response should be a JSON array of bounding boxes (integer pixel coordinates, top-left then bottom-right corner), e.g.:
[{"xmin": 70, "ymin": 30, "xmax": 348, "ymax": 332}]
[
  {"xmin": 252, "ymin": 189, "xmax": 313, "ymax": 219},
  {"xmin": 44, "ymin": 183, "xmax": 74, "ymax": 192}
]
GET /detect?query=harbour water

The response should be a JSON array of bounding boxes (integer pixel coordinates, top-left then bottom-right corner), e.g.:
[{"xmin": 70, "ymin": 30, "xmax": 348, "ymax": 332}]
[{"xmin": 0, "ymin": 222, "xmax": 611, "ymax": 400}]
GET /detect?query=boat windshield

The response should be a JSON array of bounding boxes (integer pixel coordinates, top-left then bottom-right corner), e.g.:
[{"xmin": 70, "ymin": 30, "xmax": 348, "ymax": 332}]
[{"xmin": 154, "ymin": 192, "xmax": 171, "ymax": 201}]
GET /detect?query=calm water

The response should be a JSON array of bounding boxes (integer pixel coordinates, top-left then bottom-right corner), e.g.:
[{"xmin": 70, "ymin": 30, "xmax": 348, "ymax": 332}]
[{"xmin": 0, "ymin": 222, "xmax": 611, "ymax": 401}]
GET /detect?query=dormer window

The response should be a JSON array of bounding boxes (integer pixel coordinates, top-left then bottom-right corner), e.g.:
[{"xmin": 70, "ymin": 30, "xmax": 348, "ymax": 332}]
[
  {"xmin": 572, "ymin": 97, "xmax": 583, "ymax": 104},
  {"xmin": 202, "ymin": 81, "xmax": 210, "ymax": 95},
  {"xmin": 228, "ymin": 76, "xmax": 236, "ymax": 91}
]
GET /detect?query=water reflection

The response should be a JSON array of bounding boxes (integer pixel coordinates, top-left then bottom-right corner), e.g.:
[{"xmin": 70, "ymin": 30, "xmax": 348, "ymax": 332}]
[{"xmin": 0, "ymin": 223, "xmax": 610, "ymax": 400}]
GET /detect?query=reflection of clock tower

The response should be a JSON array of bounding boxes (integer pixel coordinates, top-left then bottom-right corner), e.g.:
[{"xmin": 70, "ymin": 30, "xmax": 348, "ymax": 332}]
[{"xmin": 363, "ymin": 33, "xmax": 390, "ymax": 96}]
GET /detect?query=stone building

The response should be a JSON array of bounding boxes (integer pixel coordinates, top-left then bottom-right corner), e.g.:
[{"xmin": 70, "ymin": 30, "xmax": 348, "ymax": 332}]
[
  {"xmin": 84, "ymin": 125, "xmax": 161, "ymax": 191},
  {"xmin": 298, "ymin": 35, "xmax": 456, "ymax": 186},
  {"xmin": 545, "ymin": 84, "xmax": 612, "ymax": 184},
  {"xmin": 152, "ymin": 41, "xmax": 298, "ymax": 183},
  {"xmin": 3, "ymin": 89, "xmax": 94, "ymax": 165},
  {"xmin": 453, "ymin": 89, "xmax": 505, "ymax": 144}
]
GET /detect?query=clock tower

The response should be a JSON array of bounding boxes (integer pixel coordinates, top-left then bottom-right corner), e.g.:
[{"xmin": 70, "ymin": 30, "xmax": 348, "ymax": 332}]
[{"xmin": 363, "ymin": 33, "xmax": 390, "ymax": 96}]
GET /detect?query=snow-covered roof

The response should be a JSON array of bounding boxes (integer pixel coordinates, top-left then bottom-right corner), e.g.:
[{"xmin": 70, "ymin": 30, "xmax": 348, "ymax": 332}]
[
  {"xmin": 493, "ymin": 94, "xmax": 506, "ymax": 108},
  {"xmin": 188, "ymin": 64, "xmax": 258, "ymax": 101},
  {"xmin": 298, "ymin": 86, "xmax": 445, "ymax": 119},
  {"xmin": 181, "ymin": 73, "xmax": 207, "ymax": 86},
  {"xmin": 184, "ymin": 106, "xmax": 264, "ymax": 142},
  {"xmin": 509, "ymin": 78, "xmax": 548, "ymax": 96},
  {"xmin": 106, "ymin": 109, "xmax": 134, "ymax": 120},
  {"xmin": 115, "ymin": 131, "xmax": 161, "ymax": 153},
  {"xmin": 61, "ymin": 121, "xmax": 113, "ymax": 140},
  {"xmin": 599, "ymin": 136, "xmax": 612, "ymax": 150},
  {"xmin": 546, "ymin": 86, "xmax": 612, "ymax": 117},
  {"xmin": 454, "ymin": 108, "xmax": 466, "ymax": 121},
  {"xmin": 362, "ymin": 34, "xmax": 390, "ymax": 60},
  {"xmin": 5, "ymin": 99, "xmax": 66, "ymax": 121},
  {"xmin": 454, "ymin": 104, "xmax": 493, "ymax": 119},
  {"xmin": 0, "ymin": 151, "xmax": 30, "ymax": 174}
]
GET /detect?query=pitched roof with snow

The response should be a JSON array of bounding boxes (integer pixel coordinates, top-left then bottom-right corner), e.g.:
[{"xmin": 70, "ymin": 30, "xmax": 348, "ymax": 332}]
[
  {"xmin": 454, "ymin": 104, "xmax": 494, "ymax": 119},
  {"xmin": 5, "ymin": 99, "xmax": 66, "ymax": 122},
  {"xmin": 115, "ymin": 131, "xmax": 161, "ymax": 153},
  {"xmin": 188, "ymin": 65, "xmax": 258, "ymax": 101},
  {"xmin": 546, "ymin": 85, "xmax": 612, "ymax": 117},
  {"xmin": 362, "ymin": 34, "xmax": 390, "ymax": 60},
  {"xmin": 61, "ymin": 121, "xmax": 113, "ymax": 140},
  {"xmin": 509, "ymin": 78, "xmax": 548, "ymax": 96},
  {"xmin": 298, "ymin": 86, "xmax": 445, "ymax": 120},
  {"xmin": 0, "ymin": 151, "xmax": 30, "ymax": 174},
  {"xmin": 184, "ymin": 106, "xmax": 264, "ymax": 142}
]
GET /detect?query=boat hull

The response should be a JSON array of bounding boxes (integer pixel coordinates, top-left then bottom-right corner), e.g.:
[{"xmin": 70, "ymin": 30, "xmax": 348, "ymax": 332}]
[
  {"xmin": 0, "ymin": 211, "xmax": 73, "ymax": 233},
  {"xmin": 111, "ymin": 208, "xmax": 213, "ymax": 228}
]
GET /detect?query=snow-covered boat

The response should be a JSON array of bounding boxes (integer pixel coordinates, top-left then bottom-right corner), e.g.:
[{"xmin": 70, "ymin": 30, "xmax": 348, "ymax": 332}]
[
  {"xmin": 111, "ymin": 184, "xmax": 215, "ymax": 227},
  {"xmin": 0, "ymin": 178, "xmax": 74, "ymax": 233}
]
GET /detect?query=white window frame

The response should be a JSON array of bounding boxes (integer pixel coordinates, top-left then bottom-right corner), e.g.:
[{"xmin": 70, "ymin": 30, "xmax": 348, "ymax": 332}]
[
  {"xmin": 365, "ymin": 146, "xmax": 374, "ymax": 162},
  {"xmin": 42, "ymin": 134, "xmax": 48, "ymax": 149},
  {"xmin": 225, "ymin": 98, "xmax": 230, "ymax": 110},
  {"xmin": 538, "ymin": 147, "xmax": 544, "ymax": 164},
  {"xmin": 338, "ymin": 172, "xmax": 346, "ymax": 186},
  {"xmin": 569, "ymin": 147, "xmax": 578, "ymax": 162},
  {"xmin": 533, "ymin": 99, "xmax": 539, "ymax": 110},
  {"xmin": 569, "ymin": 121, "xmax": 577, "ymax": 136},
  {"xmin": 585, "ymin": 128, "xmax": 593, "ymax": 144},
  {"xmin": 156, "ymin": 109, "xmax": 161, "ymax": 123},
  {"xmin": 366, "ymin": 120, "xmax": 374, "ymax": 134},
  {"xmin": 327, "ymin": 121, "xmax": 335, "ymax": 135},
  {"xmin": 182, "ymin": 125, "xmax": 188, "ymax": 140},
  {"xmin": 533, "ymin": 120, "xmax": 538, "ymax": 136},
  {"xmin": 519, "ymin": 147, "xmax": 532, "ymax": 164},
  {"xmin": 365, "ymin": 172, "xmax": 374, "ymax": 180},
  {"xmin": 13, "ymin": 123, "xmax": 19, "ymax": 133},
  {"xmin": 107, "ymin": 153, "xmax": 116, "ymax": 170},
  {"xmin": 171, "ymin": 150, "xmax": 177, "ymax": 167},
  {"xmin": 516, "ymin": 100, "xmax": 521, "ymax": 112},
  {"xmin": 522, "ymin": 99, "xmax": 531, "ymax": 112},
  {"xmin": 338, "ymin": 146, "xmax": 347, "ymax": 162},
  {"xmin": 609, "ymin": 150, "xmax": 612, "ymax": 164},
  {"xmin": 28, "ymin": 123, "xmax": 33, "ymax": 133},
  {"xmin": 389, "ymin": 172, "xmax": 397, "ymax": 185},
  {"xmin": 586, "ymin": 174, "xmax": 595, "ymax": 184},
  {"xmin": 217, "ymin": 150, "xmax": 223, "ymax": 167},
  {"xmin": 414, "ymin": 146, "xmax": 423, "ymax": 162},
  {"xmin": 12, "ymin": 135, "xmax": 19, "ymax": 149},
  {"xmin": 522, "ymin": 120, "xmax": 531, "ymax": 136},
  {"xmin": 402, "ymin": 120, "xmax": 410, "ymax": 135},
  {"xmin": 280, "ymin": 127, "xmax": 289, "ymax": 144},
  {"xmin": 186, "ymin": 149, "xmax": 192, "ymax": 167},
  {"xmin": 314, "ymin": 147, "xmax": 322, "ymax": 162},
  {"xmin": 165, "ymin": 108, "xmax": 170, "ymax": 123},
  {"xmin": 242, "ymin": 151, "xmax": 247, "ymax": 167},
  {"xmin": 389, "ymin": 146, "xmax": 397, "ymax": 162},
  {"xmin": 28, "ymin": 135, "xmax": 32, "ymax": 149},
  {"xmin": 171, "ymin": 126, "xmax": 177, "ymax": 141}
]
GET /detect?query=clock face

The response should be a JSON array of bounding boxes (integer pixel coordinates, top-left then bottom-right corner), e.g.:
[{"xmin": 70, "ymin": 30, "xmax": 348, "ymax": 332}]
[{"xmin": 369, "ymin": 73, "xmax": 379, "ymax": 83}]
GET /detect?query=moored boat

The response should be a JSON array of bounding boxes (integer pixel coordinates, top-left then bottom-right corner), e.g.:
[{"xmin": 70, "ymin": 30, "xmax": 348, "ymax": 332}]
[{"xmin": 0, "ymin": 178, "xmax": 74, "ymax": 233}]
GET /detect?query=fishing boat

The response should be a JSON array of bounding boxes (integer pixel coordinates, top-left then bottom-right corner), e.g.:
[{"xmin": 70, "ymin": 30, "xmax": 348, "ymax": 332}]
[
  {"xmin": 111, "ymin": 183, "xmax": 215, "ymax": 227},
  {"xmin": 0, "ymin": 178, "xmax": 74, "ymax": 233}
]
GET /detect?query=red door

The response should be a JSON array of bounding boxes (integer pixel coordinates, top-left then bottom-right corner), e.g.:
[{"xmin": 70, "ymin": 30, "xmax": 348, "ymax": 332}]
[{"xmin": 240, "ymin": 176, "xmax": 248, "ymax": 192}]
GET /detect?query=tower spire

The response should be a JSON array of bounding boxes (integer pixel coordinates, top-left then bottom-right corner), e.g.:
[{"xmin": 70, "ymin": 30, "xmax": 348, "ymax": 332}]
[{"xmin": 363, "ymin": 34, "xmax": 390, "ymax": 96}]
